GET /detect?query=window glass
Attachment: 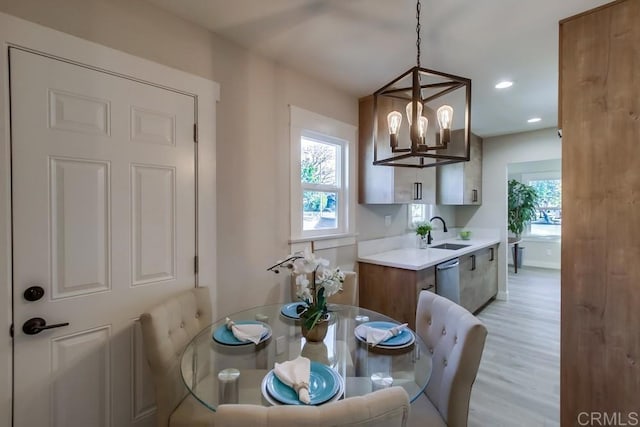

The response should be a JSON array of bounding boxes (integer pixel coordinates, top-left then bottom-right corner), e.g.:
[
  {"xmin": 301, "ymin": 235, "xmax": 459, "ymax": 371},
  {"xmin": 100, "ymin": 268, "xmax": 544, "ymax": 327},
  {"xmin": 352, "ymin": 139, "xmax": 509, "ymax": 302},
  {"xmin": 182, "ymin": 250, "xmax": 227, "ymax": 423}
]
[
  {"xmin": 528, "ymin": 179, "xmax": 561, "ymax": 237},
  {"xmin": 408, "ymin": 204, "xmax": 427, "ymax": 228},
  {"xmin": 303, "ymin": 191, "xmax": 338, "ymax": 231},
  {"xmin": 301, "ymin": 137, "xmax": 338, "ymax": 186}
]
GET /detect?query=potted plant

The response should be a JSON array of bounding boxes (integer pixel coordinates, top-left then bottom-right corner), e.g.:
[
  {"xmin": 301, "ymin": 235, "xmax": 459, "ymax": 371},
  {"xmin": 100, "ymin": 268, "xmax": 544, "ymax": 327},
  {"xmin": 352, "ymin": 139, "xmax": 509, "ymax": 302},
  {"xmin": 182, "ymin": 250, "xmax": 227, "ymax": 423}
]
[
  {"xmin": 415, "ymin": 222, "xmax": 432, "ymax": 249},
  {"xmin": 508, "ymin": 179, "xmax": 539, "ymax": 239},
  {"xmin": 268, "ymin": 249, "xmax": 344, "ymax": 341}
]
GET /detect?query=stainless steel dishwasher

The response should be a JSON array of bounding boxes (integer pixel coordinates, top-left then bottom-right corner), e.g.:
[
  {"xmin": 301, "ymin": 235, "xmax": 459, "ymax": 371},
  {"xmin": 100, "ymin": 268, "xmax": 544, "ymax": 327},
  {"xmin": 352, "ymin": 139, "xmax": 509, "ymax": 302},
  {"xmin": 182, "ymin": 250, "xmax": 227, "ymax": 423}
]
[{"xmin": 436, "ymin": 258, "xmax": 460, "ymax": 304}]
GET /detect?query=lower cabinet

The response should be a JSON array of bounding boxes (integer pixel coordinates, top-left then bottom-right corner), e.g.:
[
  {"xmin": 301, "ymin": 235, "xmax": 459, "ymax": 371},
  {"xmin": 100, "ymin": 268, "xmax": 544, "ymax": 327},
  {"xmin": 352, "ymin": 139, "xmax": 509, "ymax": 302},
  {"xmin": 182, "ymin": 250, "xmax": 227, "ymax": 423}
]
[
  {"xmin": 459, "ymin": 244, "xmax": 498, "ymax": 313},
  {"xmin": 358, "ymin": 263, "xmax": 435, "ymax": 330},
  {"xmin": 358, "ymin": 244, "xmax": 499, "ymax": 326}
]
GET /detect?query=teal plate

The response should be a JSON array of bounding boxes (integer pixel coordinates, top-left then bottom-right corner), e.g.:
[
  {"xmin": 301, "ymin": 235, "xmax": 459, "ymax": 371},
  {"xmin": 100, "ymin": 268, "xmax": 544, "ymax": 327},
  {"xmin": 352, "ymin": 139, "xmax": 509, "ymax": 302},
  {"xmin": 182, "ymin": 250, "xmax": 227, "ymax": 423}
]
[
  {"xmin": 212, "ymin": 321, "xmax": 271, "ymax": 346},
  {"xmin": 265, "ymin": 362, "xmax": 341, "ymax": 405},
  {"xmin": 280, "ymin": 302, "xmax": 308, "ymax": 319},
  {"xmin": 356, "ymin": 321, "xmax": 413, "ymax": 346}
]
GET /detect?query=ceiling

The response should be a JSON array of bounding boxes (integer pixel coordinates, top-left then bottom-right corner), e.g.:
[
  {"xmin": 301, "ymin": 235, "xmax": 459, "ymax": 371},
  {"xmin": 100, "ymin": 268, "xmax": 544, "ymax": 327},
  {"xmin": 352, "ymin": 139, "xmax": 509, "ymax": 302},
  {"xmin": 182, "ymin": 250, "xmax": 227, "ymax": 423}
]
[{"xmin": 146, "ymin": 0, "xmax": 610, "ymax": 137}]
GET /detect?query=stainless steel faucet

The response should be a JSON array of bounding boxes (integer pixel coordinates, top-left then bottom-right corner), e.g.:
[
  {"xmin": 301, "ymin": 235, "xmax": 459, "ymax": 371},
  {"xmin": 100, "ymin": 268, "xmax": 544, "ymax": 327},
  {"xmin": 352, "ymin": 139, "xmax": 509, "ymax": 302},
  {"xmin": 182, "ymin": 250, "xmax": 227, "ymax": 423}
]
[{"xmin": 427, "ymin": 216, "xmax": 448, "ymax": 245}]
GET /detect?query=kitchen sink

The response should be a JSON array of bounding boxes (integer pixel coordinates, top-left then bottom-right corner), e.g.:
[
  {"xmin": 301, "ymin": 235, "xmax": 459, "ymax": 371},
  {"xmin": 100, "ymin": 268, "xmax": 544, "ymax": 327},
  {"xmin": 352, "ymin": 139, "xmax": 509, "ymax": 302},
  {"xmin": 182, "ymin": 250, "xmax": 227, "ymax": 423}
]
[{"xmin": 431, "ymin": 243, "xmax": 471, "ymax": 250}]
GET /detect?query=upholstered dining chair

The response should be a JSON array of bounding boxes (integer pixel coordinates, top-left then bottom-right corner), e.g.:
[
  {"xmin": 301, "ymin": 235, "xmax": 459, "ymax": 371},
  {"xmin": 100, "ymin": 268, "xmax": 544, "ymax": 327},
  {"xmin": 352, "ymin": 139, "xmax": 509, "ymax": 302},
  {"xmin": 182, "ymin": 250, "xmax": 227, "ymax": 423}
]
[
  {"xmin": 409, "ymin": 291, "xmax": 487, "ymax": 427},
  {"xmin": 291, "ymin": 271, "xmax": 358, "ymax": 306},
  {"xmin": 140, "ymin": 287, "xmax": 216, "ymax": 427},
  {"xmin": 214, "ymin": 386, "xmax": 410, "ymax": 427}
]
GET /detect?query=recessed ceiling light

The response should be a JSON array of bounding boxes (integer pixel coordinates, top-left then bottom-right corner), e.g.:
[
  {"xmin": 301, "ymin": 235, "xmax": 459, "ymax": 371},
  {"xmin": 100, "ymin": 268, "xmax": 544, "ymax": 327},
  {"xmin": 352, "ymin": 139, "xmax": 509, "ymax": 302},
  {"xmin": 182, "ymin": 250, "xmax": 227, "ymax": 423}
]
[
  {"xmin": 528, "ymin": 117, "xmax": 542, "ymax": 123},
  {"xmin": 495, "ymin": 81, "xmax": 513, "ymax": 89}
]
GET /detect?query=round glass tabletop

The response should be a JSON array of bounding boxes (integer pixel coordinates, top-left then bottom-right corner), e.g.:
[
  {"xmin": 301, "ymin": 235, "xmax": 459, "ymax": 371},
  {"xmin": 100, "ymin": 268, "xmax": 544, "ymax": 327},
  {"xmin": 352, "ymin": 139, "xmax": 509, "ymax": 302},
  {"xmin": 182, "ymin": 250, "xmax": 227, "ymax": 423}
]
[{"xmin": 180, "ymin": 304, "xmax": 431, "ymax": 411}]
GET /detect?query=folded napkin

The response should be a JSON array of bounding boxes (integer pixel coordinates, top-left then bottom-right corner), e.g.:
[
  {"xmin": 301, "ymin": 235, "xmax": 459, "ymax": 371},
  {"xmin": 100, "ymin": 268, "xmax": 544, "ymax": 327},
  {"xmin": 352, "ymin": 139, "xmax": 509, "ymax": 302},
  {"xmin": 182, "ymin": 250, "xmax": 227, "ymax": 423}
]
[
  {"xmin": 364, "ymin": 323, "xmax": 408, "ymax": 347},
  {"xmin": 273, "ymin": 356, "xmax": 311, "ymax": 404},
  {"xmin": 225, "ymin": 317, "xmax": 266, "ymax": 345}
]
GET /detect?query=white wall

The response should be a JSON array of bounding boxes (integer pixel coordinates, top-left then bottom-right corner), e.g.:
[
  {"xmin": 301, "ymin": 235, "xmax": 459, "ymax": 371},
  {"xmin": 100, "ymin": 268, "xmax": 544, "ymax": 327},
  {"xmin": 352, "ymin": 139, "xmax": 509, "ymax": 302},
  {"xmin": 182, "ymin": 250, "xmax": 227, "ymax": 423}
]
[{"xmin": 456, "ymin": 128, "xmax": 562, "ymax": 297}]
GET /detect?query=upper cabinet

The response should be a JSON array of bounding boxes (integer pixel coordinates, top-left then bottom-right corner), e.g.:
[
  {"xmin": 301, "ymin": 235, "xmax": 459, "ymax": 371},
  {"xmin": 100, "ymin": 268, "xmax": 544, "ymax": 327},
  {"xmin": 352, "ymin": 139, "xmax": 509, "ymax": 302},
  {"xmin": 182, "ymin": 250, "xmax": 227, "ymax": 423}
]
[
  {"xmin": 358, "ymin": 96, "xmax": 436, "ymax": 204},
  {"xmin": 437, "ymin": 130, "xmax": 483, "ymax": 205}
]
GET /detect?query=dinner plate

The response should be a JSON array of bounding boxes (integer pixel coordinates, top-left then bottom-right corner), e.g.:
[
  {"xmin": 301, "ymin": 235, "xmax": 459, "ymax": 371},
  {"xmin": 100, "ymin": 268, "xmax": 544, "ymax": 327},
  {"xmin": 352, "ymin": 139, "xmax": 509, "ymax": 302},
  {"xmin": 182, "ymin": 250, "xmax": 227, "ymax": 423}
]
[
  {"xmin": 280, "ymin": 302, "xmax": 308, "ymax": 319},
  {"xmin": 212, "ymin": 321, "xmax": 272, "ymax": 346},
  {"xmin": 354, "ymin": 321, "xmax": 415, "ymax": 348},
  {"xmin": 262, "ymin": 362, "xmax": 342, "ymax": 406}
]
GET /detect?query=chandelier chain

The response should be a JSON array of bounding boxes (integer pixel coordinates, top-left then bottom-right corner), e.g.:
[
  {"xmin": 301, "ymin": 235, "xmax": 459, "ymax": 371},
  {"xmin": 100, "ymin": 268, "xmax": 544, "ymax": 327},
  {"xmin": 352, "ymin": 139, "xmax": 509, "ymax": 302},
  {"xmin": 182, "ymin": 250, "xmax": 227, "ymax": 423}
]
[{"xmin": 416, "ymin": 0, "xmax": 421, "ymax": 69}]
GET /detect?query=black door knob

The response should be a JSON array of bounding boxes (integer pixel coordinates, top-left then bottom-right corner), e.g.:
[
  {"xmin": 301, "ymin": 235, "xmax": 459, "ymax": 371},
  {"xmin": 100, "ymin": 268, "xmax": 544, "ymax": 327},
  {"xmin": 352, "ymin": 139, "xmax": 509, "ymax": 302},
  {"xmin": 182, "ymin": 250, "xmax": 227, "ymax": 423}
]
[
  {"xmin": 22, "ymin": 317, "xmax": 69, "ymax": 335},
  {"xmin": 23, "ymin": 286, "xmax": 45, "ymax": 302}
]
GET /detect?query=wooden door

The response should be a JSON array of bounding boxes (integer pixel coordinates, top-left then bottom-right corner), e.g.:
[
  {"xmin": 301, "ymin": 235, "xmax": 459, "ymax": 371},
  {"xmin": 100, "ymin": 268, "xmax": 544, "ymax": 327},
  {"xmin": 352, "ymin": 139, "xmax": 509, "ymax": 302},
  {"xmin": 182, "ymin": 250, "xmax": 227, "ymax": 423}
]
[
  {"xmin": 560, "ymin": 0, "xmax": 640, "ymax": 423},
  {"xmin": 10, "ymin": 48, "xmax": 196, "ymax": 427}
]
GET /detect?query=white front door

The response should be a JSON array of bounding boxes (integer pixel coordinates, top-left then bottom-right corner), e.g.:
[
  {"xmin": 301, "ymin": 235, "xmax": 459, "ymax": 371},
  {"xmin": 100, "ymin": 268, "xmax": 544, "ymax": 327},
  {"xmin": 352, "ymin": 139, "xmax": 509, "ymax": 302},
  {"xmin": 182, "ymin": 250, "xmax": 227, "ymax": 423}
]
[{"xmin": 10, "ymin": 48, "xmax": 197, "ymax": 427}]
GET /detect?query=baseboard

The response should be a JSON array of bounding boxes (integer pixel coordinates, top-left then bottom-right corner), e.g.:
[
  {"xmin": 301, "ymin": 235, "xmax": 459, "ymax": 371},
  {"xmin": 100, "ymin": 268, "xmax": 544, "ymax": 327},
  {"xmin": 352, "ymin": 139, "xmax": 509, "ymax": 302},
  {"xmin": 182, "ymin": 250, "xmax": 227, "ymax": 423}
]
[{"xmin": 496, "ymin": 291, "xmax": 509, "ymax": 301}]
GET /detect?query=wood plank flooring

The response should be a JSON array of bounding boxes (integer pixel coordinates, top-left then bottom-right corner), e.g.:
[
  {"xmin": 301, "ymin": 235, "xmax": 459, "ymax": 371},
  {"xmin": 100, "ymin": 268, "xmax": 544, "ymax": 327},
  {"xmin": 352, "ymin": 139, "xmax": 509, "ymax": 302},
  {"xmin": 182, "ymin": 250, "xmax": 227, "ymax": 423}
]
[{"xmin": 468, "ymin": 267, "xmax": 560, "ymax": 427}]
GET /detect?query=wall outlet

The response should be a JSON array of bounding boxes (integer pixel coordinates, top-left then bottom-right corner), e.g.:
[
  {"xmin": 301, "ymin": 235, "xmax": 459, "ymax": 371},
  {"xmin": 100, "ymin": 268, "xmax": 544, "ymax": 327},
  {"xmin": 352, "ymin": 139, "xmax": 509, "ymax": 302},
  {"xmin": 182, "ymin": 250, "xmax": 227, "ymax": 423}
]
[
  {"xmin": 384, "ymin": 215, "xmax": 392, "ymax": 227},
  {"xmin": 546, "ymin": 249, "xmax": 552, "ymax": 256}
]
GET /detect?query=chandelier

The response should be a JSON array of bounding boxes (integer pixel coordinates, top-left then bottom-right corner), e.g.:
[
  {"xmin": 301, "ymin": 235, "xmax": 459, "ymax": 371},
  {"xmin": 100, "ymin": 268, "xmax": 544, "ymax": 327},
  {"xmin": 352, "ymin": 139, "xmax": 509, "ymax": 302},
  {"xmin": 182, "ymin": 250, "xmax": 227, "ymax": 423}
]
[{"xmin": 371, "ymin": 0, "xmax": 472, "ymax": 168}]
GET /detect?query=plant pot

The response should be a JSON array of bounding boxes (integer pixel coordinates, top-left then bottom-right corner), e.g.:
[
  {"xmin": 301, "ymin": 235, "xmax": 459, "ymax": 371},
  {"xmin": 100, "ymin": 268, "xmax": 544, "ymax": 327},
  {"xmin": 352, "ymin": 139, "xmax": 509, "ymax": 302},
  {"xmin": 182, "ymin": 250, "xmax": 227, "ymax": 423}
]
[
  {"xmin": 301, "ymin": 318, "xmax": 329, "ymax": 342},
  {"xmin": 418, "ymin": 235, "xmax": 428, "ymax": 249}
]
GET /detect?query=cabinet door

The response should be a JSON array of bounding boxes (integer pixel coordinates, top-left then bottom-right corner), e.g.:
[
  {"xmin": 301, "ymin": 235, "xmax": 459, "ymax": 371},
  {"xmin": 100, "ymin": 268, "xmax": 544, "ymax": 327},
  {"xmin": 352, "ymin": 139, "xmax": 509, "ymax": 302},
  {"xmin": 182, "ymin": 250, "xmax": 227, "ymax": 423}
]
[
  {"xmin": 462, "ymin": 134, "xmax": 483, "ymax": 205},
  {"xmin": 358, "ymin": 263, "xmax": 418, "ymax": 329},
  {"xmin": 413, "ymin": 168, "xmax": 437, "ymax": 205}
]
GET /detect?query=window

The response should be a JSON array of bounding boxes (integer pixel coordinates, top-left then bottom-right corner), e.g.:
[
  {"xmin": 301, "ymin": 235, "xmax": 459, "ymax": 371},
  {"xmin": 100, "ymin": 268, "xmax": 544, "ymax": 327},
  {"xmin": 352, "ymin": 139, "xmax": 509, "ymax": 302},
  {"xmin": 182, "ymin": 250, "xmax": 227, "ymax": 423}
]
[
  {"xmin": 408, "ymin": 204, "xmax": 427, "ymax": 228},
  {"xmin": 290, "ymin": 106, "xmax": 356, "ymax": 240},
  {"xmin": 524, "ymin": 173, "xmax": 561, "ymax": 237}
]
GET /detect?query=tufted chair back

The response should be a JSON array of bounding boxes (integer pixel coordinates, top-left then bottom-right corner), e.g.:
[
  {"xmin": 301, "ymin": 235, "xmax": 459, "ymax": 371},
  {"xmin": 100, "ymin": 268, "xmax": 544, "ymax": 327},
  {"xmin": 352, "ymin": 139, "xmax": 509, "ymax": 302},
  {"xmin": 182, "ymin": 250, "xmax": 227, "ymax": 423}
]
[
  {"xmin": 215, "ymin": 386, "xmax": 410, "ymax": 427},
  {"xmin": 140, "ymin": 287, "xmax": 212, "ymax": 427},
  {"xmin": 290, "ymin": 271, "xmax": 358, "ymax": 306},
  {"xmin": 415, "ymin": 291, "xmax": 487, "ymax": 427}
]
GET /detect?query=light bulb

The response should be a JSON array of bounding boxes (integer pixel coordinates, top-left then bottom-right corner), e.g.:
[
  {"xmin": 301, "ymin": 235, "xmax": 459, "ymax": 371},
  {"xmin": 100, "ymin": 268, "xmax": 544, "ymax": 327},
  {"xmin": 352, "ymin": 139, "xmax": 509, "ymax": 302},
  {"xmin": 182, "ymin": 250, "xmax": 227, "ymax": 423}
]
[
  {"xmin": 436, "ymin": 105, "xmax": 454, "ymax": 130},
  {"xmin": 387, "ymin": 111, "xmax": 402, "ymax": 135},
  {"xmin": 405, "ymin": 101, "xmax": 423, "ymax": 125},
  {"xmin": 418, "ymin": 116, "xmax": 428, "ymax": 139},
  {"xmin": 437, "ymin": 105, "xmax": 454, "ymax": 146}
]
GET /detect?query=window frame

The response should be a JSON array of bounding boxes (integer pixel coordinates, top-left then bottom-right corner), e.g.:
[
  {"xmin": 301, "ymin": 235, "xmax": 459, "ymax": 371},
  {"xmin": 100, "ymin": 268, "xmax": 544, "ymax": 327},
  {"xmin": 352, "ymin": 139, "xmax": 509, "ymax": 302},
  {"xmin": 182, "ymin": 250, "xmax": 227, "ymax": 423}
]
[{"xmin": 290, "ymin": 106, "xmax": 356, "ymax": 241}]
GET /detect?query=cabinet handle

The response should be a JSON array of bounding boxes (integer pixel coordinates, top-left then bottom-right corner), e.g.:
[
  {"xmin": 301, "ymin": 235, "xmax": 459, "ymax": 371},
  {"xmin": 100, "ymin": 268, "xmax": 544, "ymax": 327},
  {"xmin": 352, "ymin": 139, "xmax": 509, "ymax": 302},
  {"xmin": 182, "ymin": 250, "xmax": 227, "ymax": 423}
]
[
  {"xmin": 472, "ymin": 189, "xmax": 478, "ymax": 203},
  {"xmin": 490, "ymin": 247, "xmax": 495, "ymax": 261},
  {"xmin": 471, "ymin": 254, "xmax": 476, "ymax": 271},
  {"xmin": 413, "ymin": 182, "xmax": 422, "ymax": 201}
]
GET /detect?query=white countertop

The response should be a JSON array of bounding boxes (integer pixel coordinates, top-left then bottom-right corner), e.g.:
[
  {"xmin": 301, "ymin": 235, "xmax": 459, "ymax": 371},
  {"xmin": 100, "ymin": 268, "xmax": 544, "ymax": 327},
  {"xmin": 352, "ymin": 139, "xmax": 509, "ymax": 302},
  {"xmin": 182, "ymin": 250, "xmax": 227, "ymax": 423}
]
[{"xmin": 357, "ymin": 237, "xmax": 500, "ymax": 270}]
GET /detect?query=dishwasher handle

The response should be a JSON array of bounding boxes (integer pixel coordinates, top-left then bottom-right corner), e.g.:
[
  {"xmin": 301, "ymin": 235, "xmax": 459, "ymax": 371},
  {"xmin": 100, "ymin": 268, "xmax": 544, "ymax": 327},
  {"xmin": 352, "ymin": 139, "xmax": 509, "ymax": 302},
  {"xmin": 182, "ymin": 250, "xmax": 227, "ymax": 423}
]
[{"xmin": 436, "ymin": 259, "xmax": 459, "ymax": 271}]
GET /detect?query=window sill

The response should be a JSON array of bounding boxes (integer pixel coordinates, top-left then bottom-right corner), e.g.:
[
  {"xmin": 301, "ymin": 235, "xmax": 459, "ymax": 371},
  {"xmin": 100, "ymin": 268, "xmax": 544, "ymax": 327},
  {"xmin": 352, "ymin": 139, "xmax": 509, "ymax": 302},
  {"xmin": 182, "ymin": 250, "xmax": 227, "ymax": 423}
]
[
  {"xmin": 522, "ymin": 235, "xmax": 561, "ymax": 243},
  {"xmin": 289, "ymin": 233, "xmax": 358, "ymax": 250}
]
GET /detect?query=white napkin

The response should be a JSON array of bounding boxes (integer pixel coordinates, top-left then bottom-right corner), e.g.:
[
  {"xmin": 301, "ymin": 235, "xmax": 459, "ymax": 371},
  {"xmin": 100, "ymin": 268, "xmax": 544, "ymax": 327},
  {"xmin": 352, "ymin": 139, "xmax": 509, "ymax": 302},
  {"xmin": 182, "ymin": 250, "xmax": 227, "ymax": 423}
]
[
  {"xmin": 273, "ymin": 356, "xmax": 311, "ymax": 404},
  {"xmin": 225, "ymin": 317, "xmax": 266, "ymax": 345},
  {"xmin": 364, "ymin": 323, "xmax": 408, "ymax": 347}
]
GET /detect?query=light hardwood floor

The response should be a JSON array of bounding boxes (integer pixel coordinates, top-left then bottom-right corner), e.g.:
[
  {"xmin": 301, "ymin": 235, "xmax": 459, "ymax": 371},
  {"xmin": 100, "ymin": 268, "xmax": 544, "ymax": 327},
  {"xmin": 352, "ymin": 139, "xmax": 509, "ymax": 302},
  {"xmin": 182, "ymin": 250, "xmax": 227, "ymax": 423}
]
[{"xmin": 468, "ymin": 267, "xmax": 560, "ymax": 427}]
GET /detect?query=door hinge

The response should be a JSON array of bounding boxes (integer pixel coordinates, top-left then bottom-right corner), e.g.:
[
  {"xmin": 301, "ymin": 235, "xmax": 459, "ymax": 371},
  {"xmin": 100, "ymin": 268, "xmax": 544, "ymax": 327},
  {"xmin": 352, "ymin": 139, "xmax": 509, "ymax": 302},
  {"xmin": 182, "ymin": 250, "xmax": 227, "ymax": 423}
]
[
  {"xmin": 193, "ymin": 123, "xmax": 198, "ymax": 143},
  {"xmin": 194, "ymin": 256, "xmax": 199, "ymax": 274},
  {"xmin": 9, "ymin": 323, "xmax": 13, "ymax": 338}
]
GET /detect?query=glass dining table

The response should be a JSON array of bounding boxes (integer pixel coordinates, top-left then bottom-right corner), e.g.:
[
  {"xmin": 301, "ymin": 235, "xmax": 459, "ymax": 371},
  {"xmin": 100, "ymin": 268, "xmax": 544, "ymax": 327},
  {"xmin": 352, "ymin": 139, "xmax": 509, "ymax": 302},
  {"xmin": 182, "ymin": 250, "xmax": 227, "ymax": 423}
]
[{"xmin": 180, "ymin": 303, "xmax": 432, "ymax": 411}]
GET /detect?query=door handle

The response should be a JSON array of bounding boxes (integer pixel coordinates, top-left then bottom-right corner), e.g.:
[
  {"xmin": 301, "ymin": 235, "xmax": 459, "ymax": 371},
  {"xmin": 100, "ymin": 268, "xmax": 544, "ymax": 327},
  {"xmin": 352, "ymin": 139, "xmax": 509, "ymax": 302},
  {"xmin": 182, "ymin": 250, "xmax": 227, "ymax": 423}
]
[{"xmin": 22, "ymin": 317, "xmax": 69, "ymax": 335}]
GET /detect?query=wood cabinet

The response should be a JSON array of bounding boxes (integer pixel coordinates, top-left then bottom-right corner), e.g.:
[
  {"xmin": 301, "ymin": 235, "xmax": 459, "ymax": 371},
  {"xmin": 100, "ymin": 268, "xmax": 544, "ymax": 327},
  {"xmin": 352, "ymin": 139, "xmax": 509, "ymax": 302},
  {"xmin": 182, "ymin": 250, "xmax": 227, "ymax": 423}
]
[
  {"xmin": 459, "ymin": 245, "xmax": 497, "ymax": 313},
  {"xmin": 358, "ymin": 263, "xmax": 435, "ymax": 330},
  {"xmin": 560, "ymin": 1, "xmax": 640, "ymax": 422},
  {"xmin": 436, "ymin": 130, "xmax": 483, "ymax": 205},
  {"xmin": 358, "ymin": 96, "xmax": 436, "ymax": 204}
]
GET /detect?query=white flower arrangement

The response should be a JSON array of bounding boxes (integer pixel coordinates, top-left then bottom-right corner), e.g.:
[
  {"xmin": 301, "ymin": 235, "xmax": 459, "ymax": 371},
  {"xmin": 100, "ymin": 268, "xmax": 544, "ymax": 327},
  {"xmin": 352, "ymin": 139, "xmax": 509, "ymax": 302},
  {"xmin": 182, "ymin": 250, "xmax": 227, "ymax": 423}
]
[{"xmin": 268, "ymin": 248, "xmax": 345, "ymax": 330}]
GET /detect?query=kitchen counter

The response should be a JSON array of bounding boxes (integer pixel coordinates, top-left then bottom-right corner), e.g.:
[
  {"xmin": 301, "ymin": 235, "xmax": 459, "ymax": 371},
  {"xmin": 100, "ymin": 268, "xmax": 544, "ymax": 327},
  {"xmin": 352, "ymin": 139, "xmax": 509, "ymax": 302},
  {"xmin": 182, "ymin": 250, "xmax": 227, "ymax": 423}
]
[{"xmin": 357, "ymin": 237, "xmax": 500, "ymax": 271}]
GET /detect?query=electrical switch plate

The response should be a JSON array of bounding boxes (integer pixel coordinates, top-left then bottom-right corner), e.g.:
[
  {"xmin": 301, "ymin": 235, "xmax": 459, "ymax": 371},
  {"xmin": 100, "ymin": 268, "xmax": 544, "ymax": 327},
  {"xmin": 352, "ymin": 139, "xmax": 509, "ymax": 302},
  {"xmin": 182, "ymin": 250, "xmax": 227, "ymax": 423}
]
[{"xmin": 384, "ymin": 215, "xmax": 392, "ymax": 227}]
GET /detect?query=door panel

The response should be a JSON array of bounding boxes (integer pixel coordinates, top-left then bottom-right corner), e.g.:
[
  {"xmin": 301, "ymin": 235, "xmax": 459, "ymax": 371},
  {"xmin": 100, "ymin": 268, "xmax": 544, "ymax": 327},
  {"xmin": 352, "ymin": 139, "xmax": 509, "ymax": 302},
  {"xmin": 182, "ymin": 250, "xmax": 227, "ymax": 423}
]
[{"xmin": 11, "ymin": 48, "xmax": 196, "ymax": 427}]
